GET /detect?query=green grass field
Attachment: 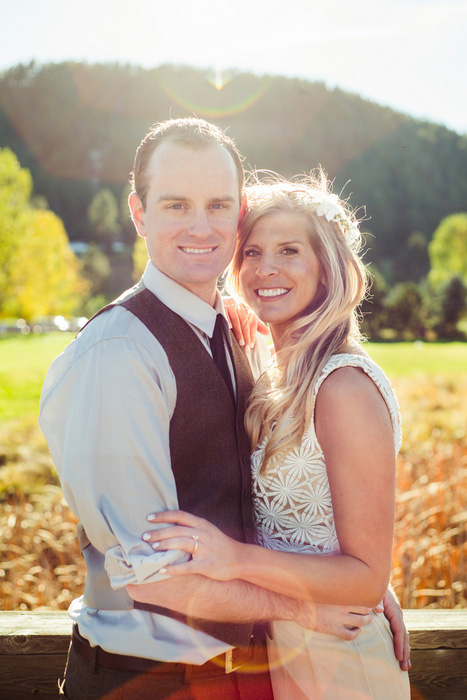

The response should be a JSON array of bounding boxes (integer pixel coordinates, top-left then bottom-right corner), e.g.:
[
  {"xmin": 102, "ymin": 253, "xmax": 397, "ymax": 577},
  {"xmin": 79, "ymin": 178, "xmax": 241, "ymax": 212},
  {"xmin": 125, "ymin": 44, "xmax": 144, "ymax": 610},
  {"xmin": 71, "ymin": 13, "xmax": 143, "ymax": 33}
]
[
  {"xmin": 0, "ymin": 332, "xmax": 465, "ymax": 424},
  {"xmin": 0, "ymin": 332, "xmax": 74, "ymax": 423},
  {"xmin": 365, "ymin": 341, "xmax": 466, "ymax": 377}
]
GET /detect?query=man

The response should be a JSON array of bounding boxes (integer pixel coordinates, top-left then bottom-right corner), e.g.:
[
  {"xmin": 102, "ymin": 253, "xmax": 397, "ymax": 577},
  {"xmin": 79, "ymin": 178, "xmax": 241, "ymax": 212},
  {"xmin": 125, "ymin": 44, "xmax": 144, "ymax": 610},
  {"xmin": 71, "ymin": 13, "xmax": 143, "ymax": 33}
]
[{"xmin": 40, "ymin": 118, "xmax": 408, "ymax": 699}]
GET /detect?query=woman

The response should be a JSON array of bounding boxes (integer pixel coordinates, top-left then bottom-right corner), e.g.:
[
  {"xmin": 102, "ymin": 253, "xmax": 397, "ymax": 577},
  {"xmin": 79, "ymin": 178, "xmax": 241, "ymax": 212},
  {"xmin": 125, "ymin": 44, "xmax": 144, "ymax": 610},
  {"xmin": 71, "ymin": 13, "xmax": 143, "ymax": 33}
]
[{"xmin": 143, "ymin": 173, "xmax": 410, "ymax": 699}]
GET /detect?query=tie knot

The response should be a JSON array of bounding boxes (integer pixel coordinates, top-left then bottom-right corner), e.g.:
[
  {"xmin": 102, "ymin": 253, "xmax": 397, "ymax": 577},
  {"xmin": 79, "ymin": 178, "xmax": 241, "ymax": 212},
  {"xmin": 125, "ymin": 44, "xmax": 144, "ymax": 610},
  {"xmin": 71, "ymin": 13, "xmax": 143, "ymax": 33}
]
[{"xmin": 211, "ymin": 314, "xmax": 225, "ymax": 341}]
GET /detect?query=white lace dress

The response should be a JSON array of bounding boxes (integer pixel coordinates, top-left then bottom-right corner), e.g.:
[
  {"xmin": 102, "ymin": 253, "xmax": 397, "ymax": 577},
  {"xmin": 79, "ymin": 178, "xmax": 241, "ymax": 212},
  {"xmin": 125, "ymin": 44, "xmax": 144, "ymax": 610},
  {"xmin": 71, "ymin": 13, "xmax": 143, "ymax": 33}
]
[{"xmin": 251, "ymin": 353, "xmax": 410, "ymax": 700}]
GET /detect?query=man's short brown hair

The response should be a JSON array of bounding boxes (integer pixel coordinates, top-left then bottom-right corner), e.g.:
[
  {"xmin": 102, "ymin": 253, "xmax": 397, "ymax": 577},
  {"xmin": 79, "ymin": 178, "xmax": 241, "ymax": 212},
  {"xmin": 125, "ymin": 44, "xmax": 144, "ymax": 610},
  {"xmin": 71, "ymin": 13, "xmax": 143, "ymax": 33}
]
[{"xmin": 130, "ymin": 118, "xmax": 244, "ymax": 209}]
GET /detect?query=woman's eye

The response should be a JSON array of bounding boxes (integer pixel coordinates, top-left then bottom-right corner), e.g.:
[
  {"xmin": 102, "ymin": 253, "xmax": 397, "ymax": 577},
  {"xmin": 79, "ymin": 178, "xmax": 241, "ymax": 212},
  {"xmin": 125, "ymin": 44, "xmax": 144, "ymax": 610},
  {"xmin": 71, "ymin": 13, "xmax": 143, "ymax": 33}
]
[
  {"xmin": 282, "ymin": 247, "xmax": 299, "ymax": 255},
  {"xmin": 244, "ymin": 249, "xmax": 260, "ymax": 258}
]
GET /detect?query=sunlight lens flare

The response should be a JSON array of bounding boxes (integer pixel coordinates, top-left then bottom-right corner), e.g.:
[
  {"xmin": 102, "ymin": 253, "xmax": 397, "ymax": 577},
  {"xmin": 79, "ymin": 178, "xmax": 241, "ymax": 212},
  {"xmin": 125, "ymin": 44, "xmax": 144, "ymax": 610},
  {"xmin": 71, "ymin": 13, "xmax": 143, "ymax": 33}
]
[{"xmin": 156, "ymin": 71, "xmax": 273, "ymax": 119}]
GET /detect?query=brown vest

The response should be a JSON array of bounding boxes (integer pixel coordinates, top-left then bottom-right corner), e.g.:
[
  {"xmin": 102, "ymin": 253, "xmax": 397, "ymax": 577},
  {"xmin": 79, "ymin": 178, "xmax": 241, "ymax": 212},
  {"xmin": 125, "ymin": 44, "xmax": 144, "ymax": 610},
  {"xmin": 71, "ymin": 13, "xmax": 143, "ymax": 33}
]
[{"xmin": 81, "ymin": 287, "xmax": 256, "ymax": 648}]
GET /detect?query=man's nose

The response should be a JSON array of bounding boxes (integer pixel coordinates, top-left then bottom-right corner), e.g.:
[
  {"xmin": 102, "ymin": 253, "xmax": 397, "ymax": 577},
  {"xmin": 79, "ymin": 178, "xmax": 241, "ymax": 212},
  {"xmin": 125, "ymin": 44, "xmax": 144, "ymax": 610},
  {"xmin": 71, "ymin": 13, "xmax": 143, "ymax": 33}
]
[{"xmin": 187, "ymin": 209, "xmax": 212, "ymax": 237}]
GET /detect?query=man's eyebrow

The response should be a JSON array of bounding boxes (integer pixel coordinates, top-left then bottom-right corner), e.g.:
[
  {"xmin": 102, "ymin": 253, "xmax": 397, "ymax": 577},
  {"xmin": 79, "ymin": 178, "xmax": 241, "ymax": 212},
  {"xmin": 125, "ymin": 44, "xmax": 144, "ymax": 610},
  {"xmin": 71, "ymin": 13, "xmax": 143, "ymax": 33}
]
[
  {"xmin": 210, "ymin": 195, "xmax": 237, "ymax": 203},
  {"xmin": 156, "ymin": 195, "xmax": 237, "ymax": 204},
  {"xmin": 156, "ymin": 195, "xmax": 190, "ymax": 202}
]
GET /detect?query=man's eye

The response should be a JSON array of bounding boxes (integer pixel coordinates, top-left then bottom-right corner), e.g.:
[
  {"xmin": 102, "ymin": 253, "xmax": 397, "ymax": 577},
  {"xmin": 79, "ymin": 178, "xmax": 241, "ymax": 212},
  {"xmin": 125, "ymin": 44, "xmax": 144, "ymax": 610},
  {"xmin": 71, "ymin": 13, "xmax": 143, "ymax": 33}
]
[
  {"xmin": 169, "ymin": 203, "xmax": 184, "ymax": 210},
  {"xmin": 211, "ymin": 202, "xmax": 226, "ymax": 210}
]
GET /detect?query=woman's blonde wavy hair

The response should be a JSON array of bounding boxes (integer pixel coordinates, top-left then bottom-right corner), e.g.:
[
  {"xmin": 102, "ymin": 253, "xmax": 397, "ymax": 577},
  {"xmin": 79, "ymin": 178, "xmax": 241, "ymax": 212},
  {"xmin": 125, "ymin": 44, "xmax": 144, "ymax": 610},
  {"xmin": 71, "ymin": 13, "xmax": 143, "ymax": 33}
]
[{"xmin": 226, "ymin": 171, "xmax": 369, "ymax": 472}]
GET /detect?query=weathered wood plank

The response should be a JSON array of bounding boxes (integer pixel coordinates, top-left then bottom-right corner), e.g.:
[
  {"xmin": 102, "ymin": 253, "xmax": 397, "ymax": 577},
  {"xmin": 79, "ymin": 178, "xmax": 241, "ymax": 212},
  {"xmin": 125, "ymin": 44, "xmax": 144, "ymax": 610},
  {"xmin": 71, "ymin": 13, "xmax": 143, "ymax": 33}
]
[
  {"xmin": 0, "ymin": 652, "xmax": 66, "ymax": 699},
  {"xmin": 409, "ymin": 648, "xmax": 467, "ymax": 700},
  {"xmin": 0, "ymin": 611, "xmax": 72, "ymax": 655},
  {"xmin": 1, "ymin": 610, "xmax": 467, "ymax": 699},
  {"xmin": 2, "ymin": 610, "xmax": 467, "ymax": 652},
  {"xmin": 404, "ymin": 610, "xmax": 467, "ymax": 649}
]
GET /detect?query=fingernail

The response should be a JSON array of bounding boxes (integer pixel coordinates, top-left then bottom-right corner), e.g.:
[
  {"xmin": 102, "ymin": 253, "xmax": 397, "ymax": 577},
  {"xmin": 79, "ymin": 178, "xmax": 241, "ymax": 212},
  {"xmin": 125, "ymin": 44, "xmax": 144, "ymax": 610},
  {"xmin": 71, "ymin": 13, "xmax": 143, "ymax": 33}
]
[
  {"xmin": 142, "ymin": 532, "xmax": 151, "ymax": 541},
  {"xmin": 147, "ymin": 513, "xmax": 156, "ymax": 521},
  {"xmin": 152, "ymin": 542, "xmax": 160, "ymax": 549},
  {"xmin": 238, "ymin": 339, "xmax": 245, "ymax": 346},
  {"xmin": 159, "ymin": 568, "xmax": 167, "ymax": 574}
]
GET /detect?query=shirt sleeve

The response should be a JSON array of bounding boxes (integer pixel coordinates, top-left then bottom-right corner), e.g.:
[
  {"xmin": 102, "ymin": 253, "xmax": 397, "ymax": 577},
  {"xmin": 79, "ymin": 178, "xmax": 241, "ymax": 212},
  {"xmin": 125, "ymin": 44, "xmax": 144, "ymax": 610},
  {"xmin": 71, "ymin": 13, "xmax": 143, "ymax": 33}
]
[{"xmin": 39, "ymin": 322, "xmax": 189, "ymax": 589}]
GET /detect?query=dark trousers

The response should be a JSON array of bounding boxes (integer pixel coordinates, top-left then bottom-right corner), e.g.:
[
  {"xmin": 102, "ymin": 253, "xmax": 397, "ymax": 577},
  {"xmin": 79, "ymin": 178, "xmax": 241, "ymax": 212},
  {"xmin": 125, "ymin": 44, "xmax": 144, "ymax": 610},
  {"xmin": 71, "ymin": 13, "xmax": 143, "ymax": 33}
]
[{"xmin": 60, "ymin": 638, "xmax": 274, "ymax": 700}]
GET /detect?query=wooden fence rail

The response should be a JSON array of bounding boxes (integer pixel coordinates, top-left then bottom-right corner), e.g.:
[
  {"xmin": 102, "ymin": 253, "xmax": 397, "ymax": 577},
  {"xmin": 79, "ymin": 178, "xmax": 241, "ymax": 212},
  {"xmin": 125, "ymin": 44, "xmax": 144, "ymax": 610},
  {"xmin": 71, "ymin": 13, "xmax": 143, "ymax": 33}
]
[{"xmin": 1, "ymin": 610, "xmax": 467, "ymax": 699}]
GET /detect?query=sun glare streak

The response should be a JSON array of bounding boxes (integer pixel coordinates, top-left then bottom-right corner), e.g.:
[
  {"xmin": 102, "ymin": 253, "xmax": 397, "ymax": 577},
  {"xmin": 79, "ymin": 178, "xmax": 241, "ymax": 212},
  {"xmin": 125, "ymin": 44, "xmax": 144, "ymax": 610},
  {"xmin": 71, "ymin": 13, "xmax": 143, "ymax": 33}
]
[{"xmin": 206, "ymin": 67, "xmax": 232, "ymax": 91}]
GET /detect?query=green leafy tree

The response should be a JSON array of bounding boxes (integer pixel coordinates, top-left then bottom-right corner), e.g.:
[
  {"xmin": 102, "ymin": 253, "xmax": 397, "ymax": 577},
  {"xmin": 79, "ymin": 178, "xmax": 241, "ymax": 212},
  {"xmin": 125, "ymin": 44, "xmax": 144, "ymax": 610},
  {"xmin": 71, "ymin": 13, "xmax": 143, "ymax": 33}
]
[
  {"xmin": 81, "ymin": 243, "xmax": 111, "ymax": 297},
  {"xmin": 360, "ymin": 265, "xmax": 388, "ymax": 339},
  {"xmin": 428, "ymin": 213, "xmax": 467, "ymax": 287},
  {"xmin": 384, "ymin": 281, "xmax": 427, "ymax": 339},
  {"xmin": 0, "ymin": 148, "xmax": 33, "ymax": 305},
  {"xmin": 132, "ymin": 236, "xmax": 148, "ymax": 281},
  {"xmin": 120, "ymin": 184, "xmax": 136, "ymax": 247},
  {"xmin": 431, "ymin": 276, "xmax": 467, "ymax": 339},
  {"xmin": 87, "ymin": 188, "xmax": 120, "ymax": 253},
  {"xmin": 4, "ymin": 209, "xmax": 88, "ymax": 320},
  {"xmin": 0, "ymin": 148, "xmax": 87, "ymax": 321}
]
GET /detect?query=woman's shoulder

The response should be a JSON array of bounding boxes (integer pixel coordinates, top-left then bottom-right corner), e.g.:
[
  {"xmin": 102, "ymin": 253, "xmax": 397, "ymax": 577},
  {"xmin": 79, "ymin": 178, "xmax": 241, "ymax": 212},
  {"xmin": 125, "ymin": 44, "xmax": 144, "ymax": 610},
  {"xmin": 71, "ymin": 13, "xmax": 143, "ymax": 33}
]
[
  {"xmin": 315, "ymin": 351, "xmax": 402, "ymax": 452},
  {"xmin": 318, "ymin": 351, "xmax": 390, "ymax": 390}
]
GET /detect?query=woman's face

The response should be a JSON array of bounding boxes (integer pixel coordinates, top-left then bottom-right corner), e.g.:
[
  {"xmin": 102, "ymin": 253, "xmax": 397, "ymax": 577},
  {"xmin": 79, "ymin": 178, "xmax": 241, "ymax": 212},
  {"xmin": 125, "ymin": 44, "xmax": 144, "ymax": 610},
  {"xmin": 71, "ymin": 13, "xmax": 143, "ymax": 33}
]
[{"xmin": 239, "ymin": 211, "xmax": 325, "ymax": 342}]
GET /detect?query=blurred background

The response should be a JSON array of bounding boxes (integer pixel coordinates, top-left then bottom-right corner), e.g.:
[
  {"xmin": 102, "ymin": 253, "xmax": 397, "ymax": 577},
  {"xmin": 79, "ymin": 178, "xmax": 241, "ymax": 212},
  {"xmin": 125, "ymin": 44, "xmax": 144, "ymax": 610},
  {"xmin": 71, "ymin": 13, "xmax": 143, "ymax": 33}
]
[{"xmin": 0, "ymin": 0, "xmax": 466, "ymax": 612}]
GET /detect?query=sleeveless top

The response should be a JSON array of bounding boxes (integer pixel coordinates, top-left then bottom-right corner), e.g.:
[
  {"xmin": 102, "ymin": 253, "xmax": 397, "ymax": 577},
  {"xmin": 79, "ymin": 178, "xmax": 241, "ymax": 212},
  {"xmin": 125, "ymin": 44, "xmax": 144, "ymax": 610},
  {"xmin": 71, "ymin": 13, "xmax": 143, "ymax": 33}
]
[{"xmin": 251, "ymin": 353, "xmax": 402, "ymax": 554}]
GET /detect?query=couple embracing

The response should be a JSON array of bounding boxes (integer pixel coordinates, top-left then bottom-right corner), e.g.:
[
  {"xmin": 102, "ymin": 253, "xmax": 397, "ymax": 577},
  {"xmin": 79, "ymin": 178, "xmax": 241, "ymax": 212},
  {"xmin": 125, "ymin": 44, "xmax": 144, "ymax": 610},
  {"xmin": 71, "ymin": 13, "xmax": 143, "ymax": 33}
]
[{"xmin": 40, "ymin": 117, "xmax": 411, "ymax": 699}]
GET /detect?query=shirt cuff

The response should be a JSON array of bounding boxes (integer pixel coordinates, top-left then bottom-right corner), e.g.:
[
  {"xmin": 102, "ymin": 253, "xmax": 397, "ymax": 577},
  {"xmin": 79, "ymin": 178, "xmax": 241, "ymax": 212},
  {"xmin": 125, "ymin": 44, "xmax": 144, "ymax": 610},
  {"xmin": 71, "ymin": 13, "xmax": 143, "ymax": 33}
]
[{"xmin": 104, "ymin": 543, "xmax": 190, "ymax": 589}]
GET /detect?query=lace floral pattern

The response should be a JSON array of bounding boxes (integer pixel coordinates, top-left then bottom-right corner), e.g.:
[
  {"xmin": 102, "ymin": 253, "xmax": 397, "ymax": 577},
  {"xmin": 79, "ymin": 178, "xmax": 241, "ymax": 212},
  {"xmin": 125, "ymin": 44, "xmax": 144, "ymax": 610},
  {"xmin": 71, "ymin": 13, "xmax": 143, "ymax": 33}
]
[{"xmin": 252, "ymin": 353, "xmax": 402, "ymax": 554}]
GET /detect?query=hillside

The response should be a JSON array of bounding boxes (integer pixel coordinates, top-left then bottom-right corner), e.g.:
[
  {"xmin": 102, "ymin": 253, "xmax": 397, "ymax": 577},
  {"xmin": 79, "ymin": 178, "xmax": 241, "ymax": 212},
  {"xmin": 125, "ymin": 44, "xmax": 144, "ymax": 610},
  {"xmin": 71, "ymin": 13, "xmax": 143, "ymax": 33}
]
[{"xmin": 1, "ymin": 61, "xmax": 466, "ymax": 283}]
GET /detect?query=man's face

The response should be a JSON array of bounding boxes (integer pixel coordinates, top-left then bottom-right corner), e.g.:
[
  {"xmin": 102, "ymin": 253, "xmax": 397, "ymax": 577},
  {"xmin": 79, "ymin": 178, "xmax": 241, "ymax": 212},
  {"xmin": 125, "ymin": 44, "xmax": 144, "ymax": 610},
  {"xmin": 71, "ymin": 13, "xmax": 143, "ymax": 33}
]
[{"xmin": 129, "ymin": 141, "xmax": 240, "ymax": 305}]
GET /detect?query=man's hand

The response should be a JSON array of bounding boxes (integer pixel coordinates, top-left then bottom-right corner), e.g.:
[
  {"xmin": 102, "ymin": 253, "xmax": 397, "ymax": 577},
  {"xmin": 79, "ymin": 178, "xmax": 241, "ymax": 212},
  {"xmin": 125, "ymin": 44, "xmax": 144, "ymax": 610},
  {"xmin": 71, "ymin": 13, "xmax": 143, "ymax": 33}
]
[
  {"xmin": 296, "ymin": 602, "xmax": 372, "ymax": 641},
  {"xmin": 380, "ymin": 589, "xmax": 410, "ymax": 671}
]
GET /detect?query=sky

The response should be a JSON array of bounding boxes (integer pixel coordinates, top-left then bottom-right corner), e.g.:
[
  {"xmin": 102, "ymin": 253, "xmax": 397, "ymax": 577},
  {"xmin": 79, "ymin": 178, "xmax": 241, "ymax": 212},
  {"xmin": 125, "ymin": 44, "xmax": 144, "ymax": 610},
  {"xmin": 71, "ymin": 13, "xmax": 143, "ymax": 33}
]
[{"xmin": 1, "ymin": 0, "xmax": 466, "ymax": 135}]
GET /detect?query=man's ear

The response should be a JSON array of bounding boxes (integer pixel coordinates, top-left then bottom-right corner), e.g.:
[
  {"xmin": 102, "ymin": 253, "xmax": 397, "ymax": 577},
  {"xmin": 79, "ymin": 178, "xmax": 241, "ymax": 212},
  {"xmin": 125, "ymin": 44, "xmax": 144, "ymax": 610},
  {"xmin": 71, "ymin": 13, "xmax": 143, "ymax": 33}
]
[{"xmin": 128, "ymin": 192, "xmax": 146, "ymax": 238}]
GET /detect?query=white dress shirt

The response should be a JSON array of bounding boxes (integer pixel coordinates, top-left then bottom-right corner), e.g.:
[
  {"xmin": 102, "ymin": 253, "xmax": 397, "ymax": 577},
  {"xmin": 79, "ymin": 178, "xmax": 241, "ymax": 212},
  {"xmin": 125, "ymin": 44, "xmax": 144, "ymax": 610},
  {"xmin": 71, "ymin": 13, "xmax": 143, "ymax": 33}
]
[{"xmin": 39, "ymin": 261, "xmax": 270, "ymax": 663}]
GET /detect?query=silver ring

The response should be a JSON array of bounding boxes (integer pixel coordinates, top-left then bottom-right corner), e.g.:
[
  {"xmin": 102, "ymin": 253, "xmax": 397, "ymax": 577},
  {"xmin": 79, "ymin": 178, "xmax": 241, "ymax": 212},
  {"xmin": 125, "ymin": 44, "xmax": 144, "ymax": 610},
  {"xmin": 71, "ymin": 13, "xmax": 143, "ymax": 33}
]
[
  {"xmin": 192, "ymin": 539, "xmax": 199, "ymax": 556},
  {"xmin": 192, "ymin": 534, "xmax": 199, "ymax": 541}
]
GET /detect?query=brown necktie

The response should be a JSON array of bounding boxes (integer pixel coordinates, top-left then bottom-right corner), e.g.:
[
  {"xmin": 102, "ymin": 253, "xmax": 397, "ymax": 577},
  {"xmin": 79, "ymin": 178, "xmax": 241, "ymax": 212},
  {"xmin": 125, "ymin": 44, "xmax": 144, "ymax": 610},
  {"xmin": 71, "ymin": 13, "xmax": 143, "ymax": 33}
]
[{"xmin": 209, "ymin": 314, "xmax": 235, "ymax": 405}]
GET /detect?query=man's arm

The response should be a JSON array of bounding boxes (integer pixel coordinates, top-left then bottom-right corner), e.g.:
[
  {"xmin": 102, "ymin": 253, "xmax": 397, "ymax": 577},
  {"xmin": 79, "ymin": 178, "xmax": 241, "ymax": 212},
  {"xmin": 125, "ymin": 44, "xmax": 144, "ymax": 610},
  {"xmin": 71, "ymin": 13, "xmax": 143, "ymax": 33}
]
[
  {"xmin": 127, "ymin": 575, "xmax": 372, "ymax": 641},
  {"xmin": 39, "ymin": 323, "xmax": 191, "ymax": 589}
]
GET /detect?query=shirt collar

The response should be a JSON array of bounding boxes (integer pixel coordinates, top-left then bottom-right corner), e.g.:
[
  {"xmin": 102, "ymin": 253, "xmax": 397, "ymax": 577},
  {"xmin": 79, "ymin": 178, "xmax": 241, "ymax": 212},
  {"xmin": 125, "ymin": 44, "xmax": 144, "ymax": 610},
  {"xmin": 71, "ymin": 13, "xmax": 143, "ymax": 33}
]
[{"xmin": 142, "ymin": 261, "xmax": 230, "ymax": 341}]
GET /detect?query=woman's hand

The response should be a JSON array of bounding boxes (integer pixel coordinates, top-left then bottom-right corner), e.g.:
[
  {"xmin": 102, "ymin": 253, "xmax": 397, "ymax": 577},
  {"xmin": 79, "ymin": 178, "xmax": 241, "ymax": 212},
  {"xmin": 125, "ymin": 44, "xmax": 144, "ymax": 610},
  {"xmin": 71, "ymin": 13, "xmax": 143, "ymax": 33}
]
[
  {"xmin": 143, "ymin": 510, "xmax": 246, "ymax": 581},
  {"xmin": 381, "ymin": 589, "xmax": 411, "ymax": 671},
  {"xmin": 223, "ymin": 297, "xmax": 269, "ymax": 350}
]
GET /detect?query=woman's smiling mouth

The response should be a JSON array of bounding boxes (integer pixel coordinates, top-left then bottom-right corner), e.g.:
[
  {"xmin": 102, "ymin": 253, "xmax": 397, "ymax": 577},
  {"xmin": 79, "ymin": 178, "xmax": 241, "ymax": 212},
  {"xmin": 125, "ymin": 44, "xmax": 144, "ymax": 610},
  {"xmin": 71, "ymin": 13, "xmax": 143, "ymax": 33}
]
[{"xmin": 256, "ymin": 288, "xmax": 291, "ymax": 298}]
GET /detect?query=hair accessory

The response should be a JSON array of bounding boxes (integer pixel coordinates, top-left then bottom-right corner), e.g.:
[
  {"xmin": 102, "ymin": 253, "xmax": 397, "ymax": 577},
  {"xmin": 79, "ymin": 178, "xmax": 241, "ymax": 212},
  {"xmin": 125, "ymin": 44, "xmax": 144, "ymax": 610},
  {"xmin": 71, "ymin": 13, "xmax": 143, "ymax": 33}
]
[{"xmin": 311, "ymin": 191, "xmax": 360, "ymax": 246}]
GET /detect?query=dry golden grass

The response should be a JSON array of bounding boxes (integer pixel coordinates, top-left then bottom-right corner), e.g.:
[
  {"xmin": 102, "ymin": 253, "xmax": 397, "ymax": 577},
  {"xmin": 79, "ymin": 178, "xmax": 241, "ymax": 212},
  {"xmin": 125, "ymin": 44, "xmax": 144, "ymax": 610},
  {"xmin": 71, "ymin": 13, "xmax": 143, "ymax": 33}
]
[
  {"xmin": 0, "ymin": 417, "xmax": 85, "ymax": 610},
  {"xmin": 0, "ymin": 376, "xmax": 466, "ymax": 611},
  {"xmin": 391, "ymin": 374, "xmax": 467, "ymax": 609}
]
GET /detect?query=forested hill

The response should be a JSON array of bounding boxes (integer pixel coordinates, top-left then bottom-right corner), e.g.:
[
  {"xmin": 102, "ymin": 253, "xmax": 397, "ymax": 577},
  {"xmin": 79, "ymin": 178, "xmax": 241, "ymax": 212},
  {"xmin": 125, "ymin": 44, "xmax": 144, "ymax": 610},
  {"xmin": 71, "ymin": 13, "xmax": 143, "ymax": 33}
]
[{"xmin": 1, "ymin": 61, "xmax": 466, "ymax": 283}]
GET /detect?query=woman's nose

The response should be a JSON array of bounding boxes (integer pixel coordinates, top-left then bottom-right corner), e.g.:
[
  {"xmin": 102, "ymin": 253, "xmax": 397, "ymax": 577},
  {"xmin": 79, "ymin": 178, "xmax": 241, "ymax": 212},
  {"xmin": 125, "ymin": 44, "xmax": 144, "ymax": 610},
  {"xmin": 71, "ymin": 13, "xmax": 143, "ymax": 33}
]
[{"xmin": 255, "ymin": 255, "xmax": 278, "ymax": 277}]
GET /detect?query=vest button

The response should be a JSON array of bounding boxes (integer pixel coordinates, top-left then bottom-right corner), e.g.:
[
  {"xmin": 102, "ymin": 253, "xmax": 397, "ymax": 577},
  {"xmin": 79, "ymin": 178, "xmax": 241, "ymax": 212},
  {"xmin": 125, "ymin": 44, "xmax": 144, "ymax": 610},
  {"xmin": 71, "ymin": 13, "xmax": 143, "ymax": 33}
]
[
  {"xmin": 243, "ymin": 489, "xmax": 251, "ymax": 502},
  {"xmin": 237, "ymin": 421, "xmax": 244, "ymax": 432},
  {"xmin": 242, "ymin": 456, "xmax": 249, "ymax": 466}
]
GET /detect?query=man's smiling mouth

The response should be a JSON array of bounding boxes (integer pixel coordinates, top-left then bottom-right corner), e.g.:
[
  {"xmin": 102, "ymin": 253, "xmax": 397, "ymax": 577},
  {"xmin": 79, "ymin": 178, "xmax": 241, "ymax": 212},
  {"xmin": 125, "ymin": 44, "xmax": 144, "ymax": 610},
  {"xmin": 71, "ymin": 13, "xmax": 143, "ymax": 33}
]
[
  {"xmin": 180, "ymin": 247, "xmax": 216, "ymax": 254},
  {"xmin": 256, "ymin": 288, "xmax": 290, "ymax": 298}
]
